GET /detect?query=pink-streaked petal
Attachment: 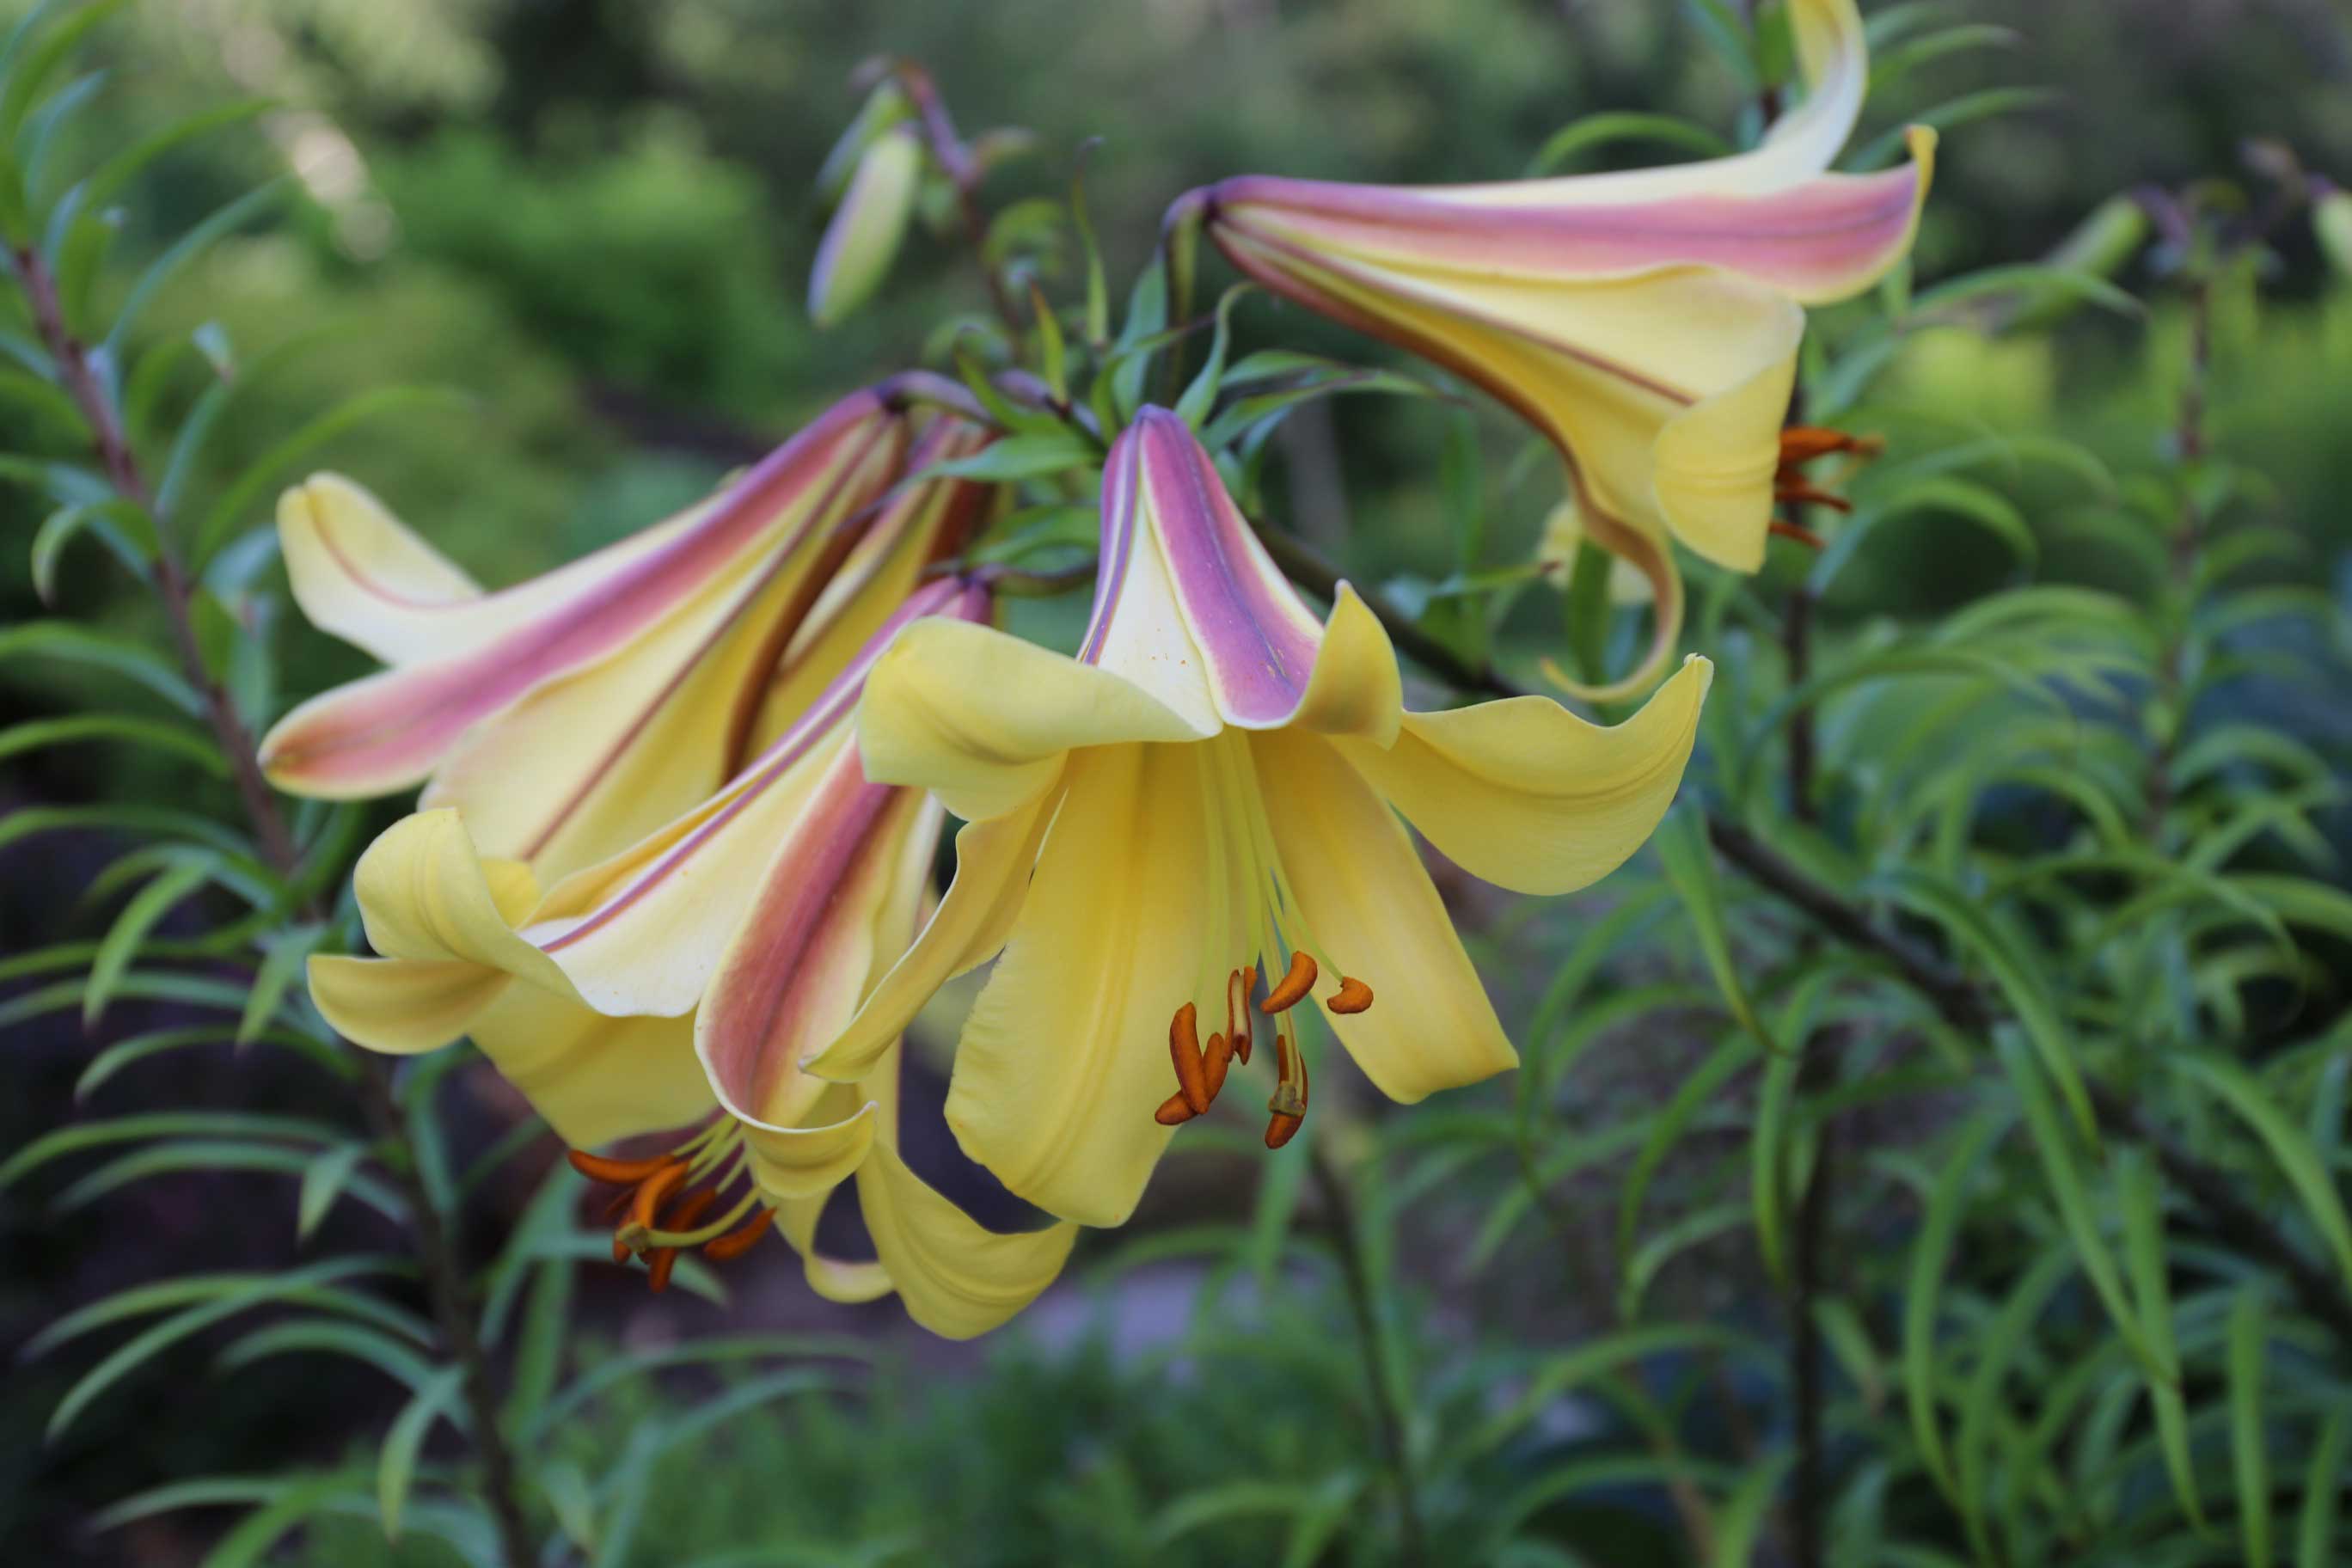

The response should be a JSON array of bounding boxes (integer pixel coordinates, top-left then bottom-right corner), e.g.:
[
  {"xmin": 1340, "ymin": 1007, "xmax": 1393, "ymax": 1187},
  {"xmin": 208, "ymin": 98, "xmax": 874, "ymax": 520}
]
[
  {"xmin": 525, "ymin": 579, "xmax": 988, "ymax": 1019},
  {"xmin": 260, "ymin": 390, "xmax": 904, "ymax": 799},
  {"xmin": 1211, "ymin": 141, "xmax": 1929, "ymax": 306},
  {"xmin": 1082, "ymin": 408, "xmax": 1325, "ymax": 732},
  {"xmin": 695, "ymin": 753, "xmax": 904, "ymax": 1125}
]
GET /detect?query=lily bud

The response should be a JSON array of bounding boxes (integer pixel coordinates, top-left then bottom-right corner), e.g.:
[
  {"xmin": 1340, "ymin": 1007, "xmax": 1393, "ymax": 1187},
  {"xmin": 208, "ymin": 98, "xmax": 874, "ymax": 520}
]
[
  {"xmin": 2317, "ymin": 188, "xmax": 2352, "ymax": 285},
  {"xmin": 810, "ymin": 125, "xmax": 923, "ymax": 329}
]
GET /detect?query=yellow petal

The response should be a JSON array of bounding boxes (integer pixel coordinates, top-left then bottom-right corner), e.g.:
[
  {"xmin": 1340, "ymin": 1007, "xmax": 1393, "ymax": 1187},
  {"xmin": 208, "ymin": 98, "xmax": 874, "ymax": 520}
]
[
  {"xmin": 277, "ymin": 476, "xmax": 484, "ymax": 665},
  {"xmin": 1288, "ymin": 584, "xmax": 1403, "ymax": 745},
  {"xmin": 857, "ymin": 618, "xmax": 1207, "ymax": 823},
  {"xmin": 738, "ymin": 1083, "xmax": 879, "ymax": 1201},
  {"xmin": 808, "ymin": 779, "xmax": 1063, "ymax": 1083},
  {"xmin": 773, "ymin": 1191, "xmax": 896, "ymax": 1304},
  {"xmin": 1251, "ymin": 729, "xmax": 1516, "ymax": 1102},
  {"xmin": 1649, "ymin": 303, "xmax": 1804, "ymax": 573},
  {"xmin": 944, "ymin": 744, "xmax": 1222, "ymax": 1227},
  {"xmin": 856, "ymin": 1048, "xmax": 1079, "ymax": 1338},
  {"xmin": 1342, "ymin": 654, "xmax": 1712, "ymax": 897},
  {"xmin": 309, "ymin": 952, "xmax": 511, "ymax": 1057},
  {"xmin": 467, "ymin": 986, "xmax": 712, "ymax": 1148},
  {"xmin": 346, "ymin": 810, "xmax": 569, "ymax": 990}
]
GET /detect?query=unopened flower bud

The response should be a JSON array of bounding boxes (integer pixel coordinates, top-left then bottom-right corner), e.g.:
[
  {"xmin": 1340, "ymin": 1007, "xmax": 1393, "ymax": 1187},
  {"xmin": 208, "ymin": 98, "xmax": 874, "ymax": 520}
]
[{"xmin": 810, "ymin": 126, "xmax": 923, "ymax": 329}]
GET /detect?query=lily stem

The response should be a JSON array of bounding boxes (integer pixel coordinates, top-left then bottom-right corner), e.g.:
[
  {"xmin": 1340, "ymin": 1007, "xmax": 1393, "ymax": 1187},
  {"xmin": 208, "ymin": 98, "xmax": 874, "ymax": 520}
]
[
  {"xmin": 1309, "ymin": 1140, "xmax": 1429, "ymax": 1568},
  {"xmin": 16, "ymin": 242, "xmax": 539, "ymax": 1568}
]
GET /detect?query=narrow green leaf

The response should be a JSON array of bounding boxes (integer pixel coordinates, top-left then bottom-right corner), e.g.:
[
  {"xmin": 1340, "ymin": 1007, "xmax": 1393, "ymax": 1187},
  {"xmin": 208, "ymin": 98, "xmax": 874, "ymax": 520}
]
[
  {"xmin": 2171, "ymin": 1052, "xmax": 2352, "ymax": 1300},
  {"xmin": 0, "ymin": 0, "xmax": 132, "ymax": 143},
  {"xmin": 2116, "ymin": 1147, "xmax": 2204, "ymax": 1529},
  {"xmin": 0, "ymin": 714, "xmax": 222, "ymax": 775},
  {"xmin": 216, "ymin": 1317, "xmax": 437, "ymax": 1393},
  {"xmin": 0, "ymin": 620, "xmax": 203, "ymax": 714},
  {"xmin": 1904, "ymin": 1110, "xmax": 2004, "ymax": 1500},
  {"xmin": 1872, "ymin": 867, "xmax": 2093, "ymax": 1136},
  {"xmin": 2229, "ymin": 1284, "xmax": 2272, "ymax": 1568},
  {"xmin": 2296, "ymin": 1409, "xmax": 2347, "ymax": 1568},
  {"xmin": 379, "ymin": 1368, "xmax": 464, "ymax": 1541},
  {"xmin": 84, "ymin": 854, "xmax": 217, "ymax": 1025},
  {"xmin": 1527, "ymin": 111, "xmax": 1732, "ymax": 175},
  {"xmin": 193, "ymin": 385, "xmax": 467, "ymax": 565},
  {"xmin": 1173, "ymin": 283, "xmax": 1248, "ymax": 429},
  {"xmin": 1995, "ymin": 1033, "xmax": 2153, "ymax": 1369},
  {"xmin": 1712, "ymin": 1448, "xmax": 1793, "ymax": 1568},
  {"xmin": 102, "ymin": 177, "xmax": 287, "ymax": 361},
  {"xmin": 45, "ymin": 1256, "xmax": 395, "ymax": 1440},
  {"xmin": 297, "ymin": 1142, "xmax": 368, "ymax": 1241},
  {"xmin": 0, "ymin": 1110, "xmax": 344, "ymax": 1189}
]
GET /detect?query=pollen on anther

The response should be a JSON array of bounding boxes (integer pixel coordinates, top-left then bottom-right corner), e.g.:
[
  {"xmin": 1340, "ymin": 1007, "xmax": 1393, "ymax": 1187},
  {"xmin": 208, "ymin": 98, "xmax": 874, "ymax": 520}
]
[{"xmin": 1261, "ymin": 951, "xmax": 1318, "ymax": 1014}]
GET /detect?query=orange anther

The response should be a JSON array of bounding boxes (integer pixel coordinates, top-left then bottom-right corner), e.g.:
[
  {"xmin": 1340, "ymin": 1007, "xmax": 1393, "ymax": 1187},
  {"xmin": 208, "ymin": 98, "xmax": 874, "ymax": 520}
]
[
  {"xmin": 1168, "ymin": 1002, "xmax": 1210, "ymax": 1114},
  {"xmin": 612, "ymin": 1234, "xmax": 632, "ymax": 1264},
  {"xmin": 1261, "ymin": 951, "xmax": 1318, "ymax": 1014},
  {"xmin": 662, "ymin": 1187, "xmax": 720, "ymax": 1234},
  {"xmin": 1204, "ymin": 1032, "xmax": 1234, "ymax": 1101},
  {"xmin": 703, "ymin": 1207, "xmax": 775, "ymax": 1261},
  {"xmin": 628, "ymin": 1161, "xmax": 690, "ymax": 1233},
  {"xmin": 1155, "ymin": 1091, "xmax": 1198, "ymax": 1126},
  {"xmin": 569, "ymin": 1149, "xmax": 681, "ymax": 1185},
  {"xmin": 1769, "ymin": 518, "xmax": 1827, "ymax": 549},
  {"xmin": 1330, "ymin": 977, "xmax": 1373, "ymax": 1014},
  {"xmin": 1773, "ymin": 482, "xmax": 1853, "ymax": 514},
  {"xmin": 646, "ymin": 1246, "xmax": 679, "ymax": 1293},
  {"xmin": 1227, "ymin": 969, "xmax": 1254, "ymax": 1065},
  {"xmin": 1779, "ymin": 426, "xmax": 1879, "ymax": 463},
  {"xmin": 1265, "ymin": 1111, "xmax": 1304, "ymax": 1149}
]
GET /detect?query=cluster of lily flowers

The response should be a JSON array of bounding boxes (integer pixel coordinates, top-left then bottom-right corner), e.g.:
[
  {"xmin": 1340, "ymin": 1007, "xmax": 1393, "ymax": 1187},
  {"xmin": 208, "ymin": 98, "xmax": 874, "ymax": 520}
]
[{"xmin": 266, "ymin": 0, "xmax": 1928, "ymax": 1337}]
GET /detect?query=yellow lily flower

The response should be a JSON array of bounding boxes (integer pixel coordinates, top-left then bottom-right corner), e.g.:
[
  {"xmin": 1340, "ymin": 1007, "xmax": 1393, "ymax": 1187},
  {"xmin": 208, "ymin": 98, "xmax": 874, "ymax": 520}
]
[
  {"xmin": 805, "ymin": 408, "xmax": 1711, "ymax": 1228},
  {"xmin": 261, "ymin": 392, "xmax": 995, "ymax": 880},
  {"xmin": 308, "ymin": 576, "xmax": 1077, "ymax": 1337},
  {"xmin": 1183, "ymin": 0, "xmax": 1932, "ymax": 696}
]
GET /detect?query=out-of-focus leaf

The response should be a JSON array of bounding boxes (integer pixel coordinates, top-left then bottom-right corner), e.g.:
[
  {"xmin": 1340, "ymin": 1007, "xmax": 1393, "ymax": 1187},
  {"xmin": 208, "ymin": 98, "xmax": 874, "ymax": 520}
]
[
  {"xmin": 296, "ymin": 1142, "xmax": 369, "ymax": 1241},
  {"xmin": 191, "ymin": 385, "xmax": 467, "ymax": 566},
  {"xmin": 2116, "ymin": 1147, "xmax": 2204, "ymax": 1529},
  {"xmin": 1905, "ymin": 1111, "xmax": 2005, "ymax": 1499},
  {"xmin": 2228, "ymin": 1284, "xmax": 2272, "ymax": 1568},
  {"xmin": 2297, "ymin": 1408, "xmax": 2347, "ymax": 1568},
  {"xmin": 1526, "ymin": 111, "xmax": 1732, "ymax": 175},
  {"xmin": 2171, "ymin": 1052, "xmax": 2352, "ymax": 1297},
  {"xmin": 0, "ymin": 620, "xmax": 203, "ymax": 714},
  {"xmin": 83, "ymin": 852, "xmax": 217, "ymax": 1024},
  {"xmin": 379, "ymin": 1367, "xmax": 464, "ymax": 1541},
  {"xmin": 101, "ymin": 178, "xmax": 287, "ymax": 360}
]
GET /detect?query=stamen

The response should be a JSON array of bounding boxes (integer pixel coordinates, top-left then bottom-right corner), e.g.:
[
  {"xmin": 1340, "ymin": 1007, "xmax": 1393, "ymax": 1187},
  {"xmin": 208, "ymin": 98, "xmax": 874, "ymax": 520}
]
[
  {"xmin": 1261, "ymin": 951, "xmax": 1318, "ymax": 1014},
  {"xmin": 1330, "ymin": 977, "xmax": 1374, "ymax": 1014},
  {"xmin": 1168, "ymin": 1002, "xmax": 1210, "ymax": 1115},
  {"xmin": 1227, "ymin": 968, "xmax": 1254, "ymax": 1065},
  {"xmin": 628, "ymin": 1161, "xmax": 690, "ymax": 1234},
  {"xmin": 1155, "ymin": 1091, "xmax": 1198, "ymax": 1126},
  {"xmin": 1773, "ymin": 482, "xmax": 1853, "ymax": 514},
  {"xmin": 1204, "ymin": 1032, "xmax": 1234, "ymax": 1102},
  {"xmin": 1769, "ymin": 518, "xmax": 1827, "ymax": 549},
  {"xmin": 704, "ymin": 1207, "xmax": 776, "ymax": 1260},
  {"xmin": 1264, "ymin": 1029, "xmax": 1309, "ymax": 1148},
  {"xmin": 568, "ymin": 1149, "xmax": 682, "ymax": 1185},
  {"xmin": 644, "ymin": 1188, "xmax": 720, "ymax": 1295},
  {"xmin": 1779, "ymin": 426, "xmax": 1881, "ymax": 463}
]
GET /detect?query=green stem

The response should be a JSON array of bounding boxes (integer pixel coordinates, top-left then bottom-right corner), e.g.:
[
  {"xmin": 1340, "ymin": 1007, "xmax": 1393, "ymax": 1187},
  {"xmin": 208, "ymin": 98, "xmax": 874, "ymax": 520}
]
[
  {"xmin": 1309, "ymin": 1142, "xmax": 1428, "ymax": 1567},
  {"xmin": 15, "ymin": 240, "xmax": 539, "ymax": 1568}
]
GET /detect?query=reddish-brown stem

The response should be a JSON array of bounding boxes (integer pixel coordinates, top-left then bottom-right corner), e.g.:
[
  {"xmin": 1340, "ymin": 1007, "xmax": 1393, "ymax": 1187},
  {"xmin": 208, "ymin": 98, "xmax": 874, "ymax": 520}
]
[
  {"xmin": 15, "ymin": 242, "xmax": 537, "ymax": 1568},
  {"xmin": 889, "ymin": 63, "xmax": 1023, "ymax": 340}
]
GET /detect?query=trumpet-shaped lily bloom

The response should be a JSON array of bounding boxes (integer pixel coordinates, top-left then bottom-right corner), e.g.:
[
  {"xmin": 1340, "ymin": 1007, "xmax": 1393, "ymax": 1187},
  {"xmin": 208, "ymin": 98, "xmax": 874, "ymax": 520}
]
[
  {"xmin": 805, "ymin": 408, "xmax": 1711, "ymax": 1228},
  {"xmin": 1183, "ymin": 0, "xmax": 1932, "ymax": 696},
  {"xmin": 308, "ymin": 577, "xmax": 1076, "ymax": 1336},
  {"xmin": 262, "ymin": 392, "xmax": 995, "ymax": 880}
]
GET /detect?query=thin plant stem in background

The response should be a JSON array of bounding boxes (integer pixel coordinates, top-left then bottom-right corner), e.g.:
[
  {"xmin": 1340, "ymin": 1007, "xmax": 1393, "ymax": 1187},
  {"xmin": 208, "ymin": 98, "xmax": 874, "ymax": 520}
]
[
  {"xmin": 1310, "ymin": 1141, "xmax": 1429, "ymax": 1568},
  {"xmin": 9, "ymin": 236, "xmax": 540, "ymax": 1568}
]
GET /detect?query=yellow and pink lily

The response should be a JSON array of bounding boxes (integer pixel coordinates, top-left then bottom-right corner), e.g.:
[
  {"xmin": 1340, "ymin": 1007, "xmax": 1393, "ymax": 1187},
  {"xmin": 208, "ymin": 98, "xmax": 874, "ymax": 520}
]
[
  {"xmin": 799, "ymin": 408, "xmax": 1710, "ymax": 1229},
  {"xmin": 309, "ymin": 576, "xmax": 1077, "ymax": 1336},
  {"xmin": 1182, "ymin": 0, "xmax": 1932, "ymax": 696},
  {"xmin": 261, "ymin": 391, "xmax": 995, "ymax": 880}
]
